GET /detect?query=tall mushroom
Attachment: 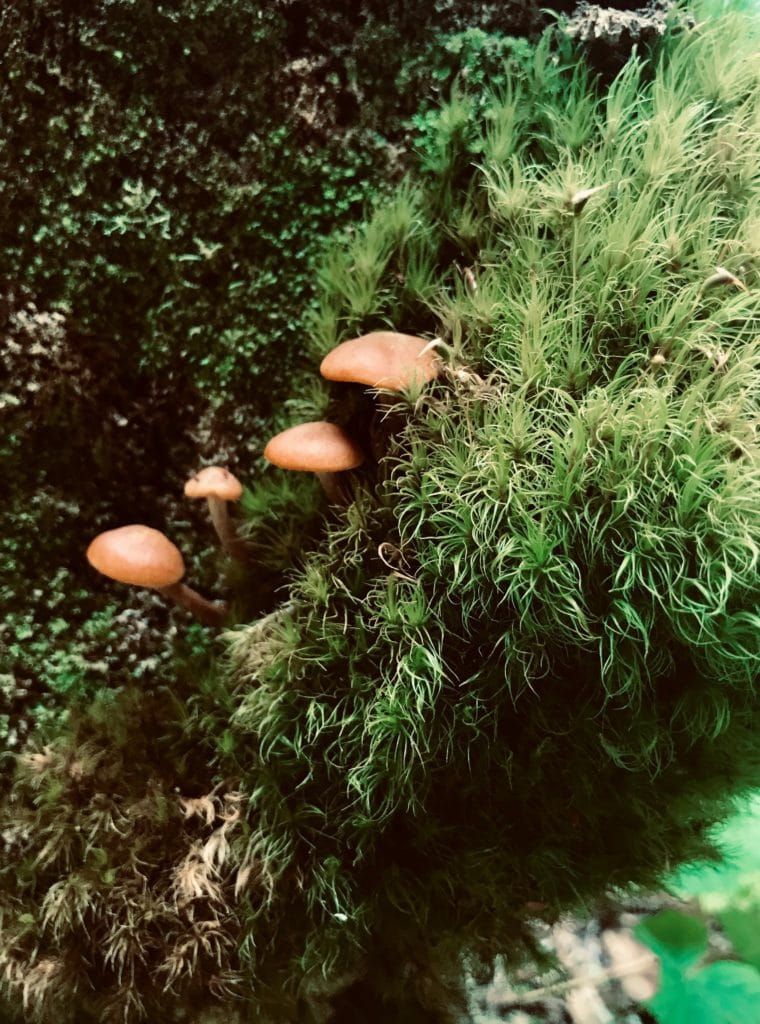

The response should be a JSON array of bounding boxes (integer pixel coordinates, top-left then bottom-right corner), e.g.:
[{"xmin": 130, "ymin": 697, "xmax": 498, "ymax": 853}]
[
  {"xmin": 86, "ymin": 524, "xmax": 227, "ymax": 627},
  {"xmin": 320, "ymin": 331, "xmax": 440, "ymax": 460},
  {"xmin": 184, "ymin": 466, "xmax": 246, "ymax": 560},
  {"xmin": 263, "ymin": 421, "xmax": 364, "ymax": 504},
  {"xmin": 320, "ymin": 331, "xmax": 440, "ymax": 394}
]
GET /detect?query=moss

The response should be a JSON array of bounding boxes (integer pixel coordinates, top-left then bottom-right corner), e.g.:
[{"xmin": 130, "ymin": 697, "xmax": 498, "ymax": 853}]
[
  {"xmin": 226, "ymin": 0, "xmax": 760, "ymax": 1013},
  {"xmin": 1, "ymin": 0, "xmax": 546, "ymax": 729},
  {"xmin": 2, "ymin": 2, "xmax": 759, "ymax": 1021}
]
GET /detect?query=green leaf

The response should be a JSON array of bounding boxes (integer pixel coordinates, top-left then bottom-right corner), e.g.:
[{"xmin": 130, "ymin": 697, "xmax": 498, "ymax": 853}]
[
  {"xmin": 636, "ymin": 911, "xmax": 708, "ymax": 968},
  {"xmin": 721, "ymin": 906, "xmax": 760, "ymax": 971},
  {"xmin": 648, "ymin": 961, "xmax": 760, "ymax": 1024}
]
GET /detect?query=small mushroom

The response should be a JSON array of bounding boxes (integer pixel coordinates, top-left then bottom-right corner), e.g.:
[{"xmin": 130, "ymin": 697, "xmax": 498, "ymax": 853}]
[
  {"xmin": 320, "ymin": 331, "xmax": 440, "ymax": 393},
  {"xmin": 87, "ymin": 524, "xmax": 227, "ymax": 627},
  {"xmin": 184, "ymin": 466, "xmax": 246, "ymax": 560},
  {"xmin": 263, "ymin": 421, "xmax": 364, "ymax": 504}
]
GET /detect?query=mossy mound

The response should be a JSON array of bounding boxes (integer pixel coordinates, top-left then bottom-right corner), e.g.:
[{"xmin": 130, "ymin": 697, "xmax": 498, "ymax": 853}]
[{"xmin": 1, "ymin": 3, "xmax": 759, "ymax": 1021}]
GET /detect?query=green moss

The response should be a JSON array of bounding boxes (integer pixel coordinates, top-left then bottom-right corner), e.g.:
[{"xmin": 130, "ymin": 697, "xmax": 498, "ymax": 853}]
[
  {"xmin": 2, "ymin": 3, "xmax": 759, "ymax": 1021},
  {"xmin": 226, "ymin": 1, "xmax": 760, "ymax": 1013},
  {"xmin": 3, "ymin": 0, "xmax": 516, "ymax": 726}
]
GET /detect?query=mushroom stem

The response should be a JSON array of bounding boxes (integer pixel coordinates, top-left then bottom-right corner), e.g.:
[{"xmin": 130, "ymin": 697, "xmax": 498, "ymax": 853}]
[
  {"xmin": 206, "ymin": 496, "xmax": 247, "ymax": 560},
  {"xmin": 315, "ymin": 471, "xmax": 345, "ymax": 505},
  {"xmin": 159, "ymin": 582, "xmax": 228, "ymax": 627}
]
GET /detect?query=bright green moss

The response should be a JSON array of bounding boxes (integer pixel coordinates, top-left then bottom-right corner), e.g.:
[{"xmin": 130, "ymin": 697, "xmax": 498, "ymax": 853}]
[{"xmin": 226, "ymin": 2, "xmax": 760, "ymax": 1014}]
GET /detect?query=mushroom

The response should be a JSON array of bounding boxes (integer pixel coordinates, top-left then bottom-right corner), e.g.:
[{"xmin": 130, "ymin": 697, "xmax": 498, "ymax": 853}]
[
  {"xmin": 263, "ymin": 421, "xmax": 364, "ymax": 504},
  {"xmin": 184, "ymin": 466, "xmax": 246, "ymax": 560},
  {"xmin": 319, "ymin": 331, "xmax": 440, "ymax": 394},
  {"xmin": 86, "ymin": 524, "xmax": 227, "ymax": 627},
  {"xmin": 320, "ymin": 331, "xmax": 440, "ymax": 461}
]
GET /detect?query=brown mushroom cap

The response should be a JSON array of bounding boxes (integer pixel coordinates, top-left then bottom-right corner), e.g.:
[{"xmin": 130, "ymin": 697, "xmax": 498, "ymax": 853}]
[
  {"xmin": 320, "ymin": 331, "xmax": 440, "ymax": 392},
  {"xmin": 87, "ymin": 525, "xmax": 185, "ymax": 588},
  {"xmin": 184, "ymin": 466, "xmax": 243, "ymax": 502},
  {"xmin": 263, "ymin": 422, "xmax": 365, "ymax": 473}
]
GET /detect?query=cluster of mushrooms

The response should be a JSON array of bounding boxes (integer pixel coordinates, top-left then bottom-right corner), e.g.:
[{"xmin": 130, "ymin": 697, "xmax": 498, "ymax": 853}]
[{"xmin": 86, "ymin": 331, "xmax": 440, "ymax": 627}]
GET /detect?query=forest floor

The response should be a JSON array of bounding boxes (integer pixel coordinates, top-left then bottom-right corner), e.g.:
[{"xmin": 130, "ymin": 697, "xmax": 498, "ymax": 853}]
[{"xmin": 471, "ymin": 894, "xmax": 708, "ymax": 1024}]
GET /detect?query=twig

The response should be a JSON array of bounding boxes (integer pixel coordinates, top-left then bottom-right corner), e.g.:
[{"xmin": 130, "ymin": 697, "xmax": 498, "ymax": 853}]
[{"xmin": 503, "ymin": 954, "xmax": 657, "ymax": 1006}]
